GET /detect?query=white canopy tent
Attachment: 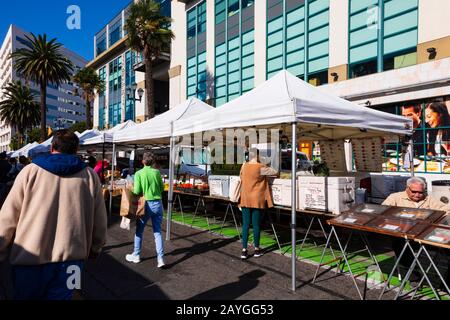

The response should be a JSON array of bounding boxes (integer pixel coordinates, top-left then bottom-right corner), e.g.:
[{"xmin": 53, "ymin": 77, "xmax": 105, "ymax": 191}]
[
  {"xmin": 80, "ymin": 120, "xmax": 137, "ymax": 146},
  {"xmin": 174, "ymin": 71, "xmax": 412, "ymax": 138},
  {"xmin": 170, "ymin": 70, "xmax": 413, "ymax": 292},
  {"xmin": 114, "ymin": 98, "xmax": 215, "ymax": 145},
  {"xmin": 104, "ymin": 98, "xmax": 213, "ymax": 216},
  {"xmin": 78, "ymin": 129, "xmax": 101, "ymax": 144},
  {"xmin": 28, "ymin": 131, "xmax": 82, "ymax": 158},
  {"xmin": 10, "ymin": 142, "xmax": 40, "ymax": 158}
]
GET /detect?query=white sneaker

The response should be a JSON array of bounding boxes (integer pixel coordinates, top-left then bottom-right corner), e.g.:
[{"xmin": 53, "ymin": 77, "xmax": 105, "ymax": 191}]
[
  {"xmin": 157, "ymin": 258, "xmax": 166, "ymax": 268},
  {"xmin": 126, "ymin": 254, "xmax": 141, "ymax": 264}
]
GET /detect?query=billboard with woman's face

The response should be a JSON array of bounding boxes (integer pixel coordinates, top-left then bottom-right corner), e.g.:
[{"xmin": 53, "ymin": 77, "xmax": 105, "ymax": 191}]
[{"xmin": 380, "ymin": 97, "xmax": 450, "ymax": 174}]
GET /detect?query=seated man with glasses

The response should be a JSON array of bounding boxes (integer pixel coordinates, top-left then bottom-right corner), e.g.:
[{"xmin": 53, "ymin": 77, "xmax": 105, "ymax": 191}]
[
  {"xmin": 383, "ymin": 177, "xmax": 449, "ymax": 286},
  {"xmin": 383, "ymin": 177, "xmax": 448, "ymax": 211}
]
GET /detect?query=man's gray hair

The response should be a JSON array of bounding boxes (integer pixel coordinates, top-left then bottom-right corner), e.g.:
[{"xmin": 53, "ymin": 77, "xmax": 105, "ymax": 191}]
[{"xmin": 407, "ymin": 177, "xmax": 426, "ymax": 188}]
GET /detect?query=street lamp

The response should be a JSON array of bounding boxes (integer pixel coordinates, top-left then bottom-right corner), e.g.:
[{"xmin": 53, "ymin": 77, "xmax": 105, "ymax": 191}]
[{"xmin": 126, "ymin": 83, "xmax": 144, "ymax": 102}]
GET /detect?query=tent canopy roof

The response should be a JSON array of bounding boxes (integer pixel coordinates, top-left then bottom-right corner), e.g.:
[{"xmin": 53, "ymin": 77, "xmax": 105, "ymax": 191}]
[
  {"xmin": 81, "ymin": 121, "xmax": 136, "ymax": 146},
  {"xmin": 10, "ymin": 142, "xmax": 40, "ymax": 158},
  {"xmin": 114, "ymin": 98, "xmax": 214, "ymax": 145},
  {"xmin": 173, "ymin": 71, "xmax": 413, "ymax": 140}
]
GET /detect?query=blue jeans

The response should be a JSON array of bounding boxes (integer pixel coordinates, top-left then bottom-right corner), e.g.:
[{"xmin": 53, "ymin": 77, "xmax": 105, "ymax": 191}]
[
  {"xmin": 134, "ymin": 200, "xmax": 164, "ymax": 260},
  {"xmin": 12, "ymin": 261, "xmax": 84, "ymax": 300}
]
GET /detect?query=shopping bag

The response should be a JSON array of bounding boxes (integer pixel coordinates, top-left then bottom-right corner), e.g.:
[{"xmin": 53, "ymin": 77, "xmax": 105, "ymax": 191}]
[
  {"xmin": 229, "ymin": 177, "xmax": 242, "ymax": 203},
  {"xmin": 120, "ymin": 188, "xmax": 146, "ymax": 219},
  {"xmin": 120, "ymin": 217, "xmax": 131, "ymax": 231}
]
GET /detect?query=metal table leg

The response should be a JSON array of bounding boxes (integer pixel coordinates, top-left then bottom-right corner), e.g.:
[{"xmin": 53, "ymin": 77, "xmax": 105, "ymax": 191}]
[
  {"xmin": 219, "ymin": 203, "xmax": 230, "ymax": 235},
  {"xmin": 360, "ymin": 233, "xmax": 386, "ymax": 284},
  {"xmin": 317, "ymin": 218, "xmax": 339, "ymax": 269},
  {"xmin": 329, "ymin": 227, "xmax": 364, "ymax": 300},
  {"xmin": 219, "ymin": 203, "xmax": 242, "ymax": 240},
  {"xmin": 312, "ymin": 226, "xmax": 363, "ymax": 299},
  {"xmin": 173, "ymin": 193, "xmax": 185, "ymax": 224},
  {"xmin": 421, "ymin": 245, "xmax": 450, "ymax": 295},
  {"xmin": 409, "ymin": 247, "xmax": 442, "ymax": 299},
  {"xmin": 229, "ymin": 204, "xmax": 241, "ymax": 240},
  {"xmin": 312, "ymin": 226, "xmax": 334, "ymax": 283},
  {"xmin": 379, "ymin": 239, "xmax": 410, "ymax": 300},
  {"xmin": 191, "ymin": 196, "xmax": 210, "ymax": 231},
  {"xmin": 394, "ymin": 244, "xmax": 440, "ymax": 300}
]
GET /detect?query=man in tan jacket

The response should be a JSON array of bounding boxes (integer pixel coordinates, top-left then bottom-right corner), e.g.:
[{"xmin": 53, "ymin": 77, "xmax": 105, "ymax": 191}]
[{"xmin": 0, "ymin": 130, "xmax": 107, "ymax": 300}]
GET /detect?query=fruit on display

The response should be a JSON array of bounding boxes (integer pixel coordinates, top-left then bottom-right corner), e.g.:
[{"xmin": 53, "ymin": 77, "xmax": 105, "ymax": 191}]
[{"xmin": 196, "ymin": 183, "xmax": 209, "ymax": 190}]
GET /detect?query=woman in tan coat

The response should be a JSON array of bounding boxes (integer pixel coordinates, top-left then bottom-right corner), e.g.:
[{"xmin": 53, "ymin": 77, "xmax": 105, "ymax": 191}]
[{"xmin": 239, "ymin": 148, "xmax": 277, "ymax": 260}]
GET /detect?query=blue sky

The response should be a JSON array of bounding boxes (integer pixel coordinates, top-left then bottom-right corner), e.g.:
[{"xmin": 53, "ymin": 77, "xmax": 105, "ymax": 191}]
[{"xmin": 0, "ymin": 0, "xmax": 131, "ymax": 61}]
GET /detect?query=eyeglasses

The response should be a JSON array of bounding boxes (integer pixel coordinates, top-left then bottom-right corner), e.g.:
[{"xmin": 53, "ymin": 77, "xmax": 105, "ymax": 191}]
[{"xmin": 408, "ymin": 187, "xmax": 425, "ymax": 195}]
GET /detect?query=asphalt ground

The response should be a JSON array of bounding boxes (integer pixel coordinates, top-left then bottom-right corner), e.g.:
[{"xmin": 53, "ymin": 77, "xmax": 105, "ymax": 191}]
[{"xmin": 80, "ymin": 215, "xmax": 397, "ymax": 300}]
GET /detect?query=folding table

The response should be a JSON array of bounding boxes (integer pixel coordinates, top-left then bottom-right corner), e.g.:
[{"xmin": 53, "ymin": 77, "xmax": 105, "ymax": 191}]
[
  {"xmin": 312, "ymin": 214, "xmax": 391, "ymax": 300},
  {"xmin": 391, "ymin": 225, "xmax": 450, "ymax": 300}
]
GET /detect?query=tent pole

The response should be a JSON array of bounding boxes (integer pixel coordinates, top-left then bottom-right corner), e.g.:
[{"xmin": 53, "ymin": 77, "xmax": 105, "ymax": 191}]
[
  {"xmin": 166, "ymin": 124, "xmax": 176, "ymax": 241},
  {"xmin": 291, "ymin": 122, "xmax": 297, "ymax": 292},
  {"xmin": 102, "ymin": 141, "xmax": 106, "ymax": 183},
  {"xmin": 109, "ymin": 143, "xmax": 116, "ymax": 218},
  {"xmin": 409, "ymin": 137, "xmax": 415, "ymax": 178}
]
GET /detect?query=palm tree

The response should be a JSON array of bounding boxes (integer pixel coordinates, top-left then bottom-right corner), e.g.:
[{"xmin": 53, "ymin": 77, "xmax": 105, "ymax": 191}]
[
  {"xmin": 74, "ymin": 67, "xmax": 105, "ymax": 129},
  {"xmin": 10, "ymin": 33, "xmax": 74, "ymax": 141},
  {"xmin": 0, "ymin": 81, "xmax": 41, "ymax": 147},
  {"xmin": 125, "ymin": 0, "xmax": 174, "ymax": 120}
]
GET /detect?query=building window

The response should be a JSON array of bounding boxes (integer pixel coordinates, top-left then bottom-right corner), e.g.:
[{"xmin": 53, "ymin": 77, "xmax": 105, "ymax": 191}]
[
  {"xmin": 186, "ymin": 1, "xmax": 207, "ymax": 102},
  {"xmin": 109, "ymin": 19, "xmax": 122, "ymax": 47},
  {"xmin": 228, "ymin": 0, "xmax": 240, "ymax": 17},
  {"xmin": 99, "ymin": 66, "xmax": 107, "ymax": 129},
  {"xmin": 96, "ymin": 31, "xmax": 107, "ymax": 57},
  {"xmin": 266, "ymin": 0, "xmax": 330, "ymax": 81},
  {"xmin": 349, "ymin": 59, "xmax": 377, "ymax": 78},
  {"xmin": 348, "ymin": 0, "xmax": 418, "ymax": 78},
  {"xmin": 308, "ymin": 70, "xmax": 328, "ymax": 86},
  {"xmin": 15, "ymin": 36, "xmax": 32, "ymax": 47},
  {"xmin": 215, "ymin": 0, "xmax": 255, "ymax": 107},
  {"xmin": 108, "ymin": 58, "xmax": 122, "ymax": 127},
  {"xmin": 125, "ymin": 51, "xmax": 136, "ymax": 121}
]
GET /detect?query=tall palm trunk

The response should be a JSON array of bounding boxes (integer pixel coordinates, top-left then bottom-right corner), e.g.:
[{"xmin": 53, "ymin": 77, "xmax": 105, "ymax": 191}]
[
  {"xmin": 85, "ymin": 97, "xmax": 92, "ymax": 129},
  {"xmin": 16, "ymin": 125, "xmax": 24, "ymax": 148},
  {"xmin": 144, "ymin": 48, "xmax": 155, "ymax": 120},
  {"xmin": 39, "ymin": 80, "xmax": 47, "ymax": 142}
]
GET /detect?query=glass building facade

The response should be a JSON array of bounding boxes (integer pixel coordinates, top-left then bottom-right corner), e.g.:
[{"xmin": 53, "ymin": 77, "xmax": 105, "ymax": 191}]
[
  {"xmin": 108, "ymin": 57, "xmax": 122, "ymax": 127},
  {"xmin": 349, "ymin": 0, "xmax": 418, "ymax": 77},
  {"xmin": 214, "ymin": 0, "xmax": 255, "ymax": 107},
  {"xmin": 98, "ymin": 66, "xmax": 107, "ymax": 129},
  {"xmin": 125, "ymin": 50, "xmax": 137, "ymax": 121},
  {"xmin": 266, "ymin": 0, "xmax": 330, "ymax": 84},
  {"xmin": 94, "ymin": 0, "xmax": 171, "ymax": 128},
  {"xmin": 186, "ymin": 1, "xmax": 207, "ymax": 101},
  {"xmin": 94, "ymin": 0, "xmax": 171, "ymax": 58}
]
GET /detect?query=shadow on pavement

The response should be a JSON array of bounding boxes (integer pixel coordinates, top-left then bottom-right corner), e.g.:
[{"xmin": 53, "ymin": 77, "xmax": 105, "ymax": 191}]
[
  {"xmin": 158, "ymin": 237, "xmax": 240, "ymax": 269},
  {"xmin": 189, "ymin": 270, "xmax": 266, "ymax": 300},
  {"xmin": 83, "ymin": 251, "xmax": 170, "ymax": 300}
]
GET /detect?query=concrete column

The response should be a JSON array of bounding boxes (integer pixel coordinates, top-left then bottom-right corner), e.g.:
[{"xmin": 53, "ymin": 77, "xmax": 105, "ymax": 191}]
[
  {"xmin": 169, "ymin": 0, "xmax": 188, "ymax": 107},
  {"xmin": 328, "ymin": 0, "xmax": 349, "ymax": 82}
]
